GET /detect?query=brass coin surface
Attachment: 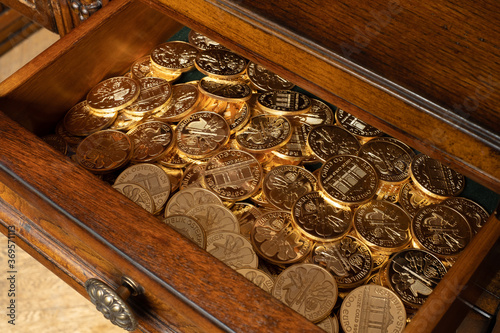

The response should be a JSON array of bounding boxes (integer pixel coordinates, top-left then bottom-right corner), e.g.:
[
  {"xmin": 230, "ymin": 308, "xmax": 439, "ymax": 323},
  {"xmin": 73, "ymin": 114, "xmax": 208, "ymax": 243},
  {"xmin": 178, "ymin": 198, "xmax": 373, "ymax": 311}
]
[
  {"xmin": 130, "ymin": 55, "xmax": 152, "ymax": 79},
  {"xmin": 353, "ymin": 200, "xmax": 411, "ymax": 253},
  {"xmin": 150, "ymin": 41, "xmax": 198, "ymax": 73},
  {"xmin": 176, "ymin": 111, "xmax": 230, "ymax": 159},
  {"xmin": 380, "ymin": 249, "xmax": 446, "ymax": 309},
  {"xmin": 41, "ymin": 134, "xmax": 68, "ymax": 155},
  {"xmin": 149, "ymin": 66, "xmax": 183, "ymax": 82},
  {"xmin": 56, "ymin": 120, "xmax": 83, "ymax": 148},
  {"xmin": 398, "ymin": 181, "xmax": 441, "ymax": 218},
  {"xmin": 272, "ymin": 263, "xmax": 338, "ymax": 323},
  {"xmin": 257, "ymin": 90, "xmax": 311, "ymax": 116},
  {"xmin": 318, "ymin": 155, "xmax": 379, "ymax": 207},
  {"xmin": 339, "ymin": 285, "xmax": 406, "ymax": 333},
  {"xmin": 292, "ymin": 98, "xmax": 335, "ymax": 126},
  {"xmin": 335, "ymin": 109, "xmax": 383, "ymax": 142},
  {"xmin": 410, "ymin": 154, "xmax": 465, "ymax": 200},
  {"xmin": 231, "ymin": 203, "xmax": 262, "ymax": 240},
  {"xmin": 263, "ymin": 165, "xmax": 317, "ymax": 211},
  {"xmin": 179, "ymin": 162, "xmax": 206, "ymax": 189},
  {"xmin": 307, "ymin": 124, "xmax": 360, "ymax": 162},
  {"xmin": 251, "ymin": 210, "xmax": 312, "ymax": 265},
  {"xmin": 198, "ymin": 77, "xmax": 252, "ymax": 102},
  {"xmin": 312, "ymin": 236, "xmax": 373, "ymax": 288},
  {"xmin": 236, "ymin": 268, "xmax": 274, "ymax": 293},
  {"xmin": 316, "ymin": 315, "xmax": 339, "ymax": 333},
  {"xmin": 127, "ymin": 121, "xmax": 174, "ymax": 163},
  {"xmin": 164, "ymin": 187, "xmax": 222, "ymax": 216},
  {"xmin": 207, "ymin": 231, "xmax": 258, "ymax": 269},
  {"xmin": 188, "ymin": 30, "xmax": 228, "ymax": 50},
  {"xmin": 411, "ymin": 204, "xmax": 472, "ymax": 258},
  {"xmin": 76, "ymin": 130, "xmax": 133, "ymax": 174},
  {"xmin": 204, "ymin": 149, "xmax": 263, "ymax": 201},
  {"xmin": 112, "ymin": 182, "xmax": 155, "ymax": 214},
  {"xmin": 153, "ymin": 83, "xmax": 201, "ymax": 122},
  {"xmin": 86, "ymin": 77, "xmax": 140, "ymax": 113},
  {"xmin": 124, "ymin": 77, "xmax": 172, "ymax": 116},
  {"xmin": 246, "ymin": 61, "xmax": 295, "ymax": 91},
  {"xmin": 186, "ymin": 203, "xmax": 240, "ymax": 235},
  {"xmin": 115, "ymin": 163, "xmax": 171, "ymax": 214},
  {"xmin": 64, "ymin": 101, "xmax": 117, "ymax": 136},
  {"xmin": 235, "ymin": 115, "xmax": 292, "ymax": 153},
  {"xmin": 220, "ymin": 102, "xmax": 251, "ymax": 134},
  {"xmin": 194, "ymin": 49, "xmax": 247, "ymax": 79},
  {"xmin": 109, "ymin": 112, "xmax": 143, "ymax": 131},
  {"xmin": 159, "ymin": 165, "xmax": 183, "ymax": 193},
  {"xmin": 442, "ymin": 197, "xmax": 489, "ymax": 234},
  {"xmin": 160, "ymin": 215, "xmax": 206, "ymax": 249},
  {"xmin": 292, "ymin": 191, "xmax": 352, "ymax": 242},
  {"xmin": 158, "ymin": 147, "xmax": 191, "ymax": 169},
  {"xmin": 273, "ymin": 121, "xmax": 313, "ymax": 161}
]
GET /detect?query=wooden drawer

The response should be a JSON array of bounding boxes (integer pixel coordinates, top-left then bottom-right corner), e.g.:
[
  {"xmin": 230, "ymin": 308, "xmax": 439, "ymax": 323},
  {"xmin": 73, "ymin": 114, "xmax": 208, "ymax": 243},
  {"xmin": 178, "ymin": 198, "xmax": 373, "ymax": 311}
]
[{"xmin": 0, "ymin": 0, "xmax": 499, "ymax": 332}]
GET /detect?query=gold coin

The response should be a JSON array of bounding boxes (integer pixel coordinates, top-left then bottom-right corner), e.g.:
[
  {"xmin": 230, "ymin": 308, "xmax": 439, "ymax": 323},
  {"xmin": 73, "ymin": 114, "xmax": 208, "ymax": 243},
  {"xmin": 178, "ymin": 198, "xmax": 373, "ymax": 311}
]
[
  {"xmin": 292, "ymin": 191, "xmax": 352, "ymax": 242},
  {"xmin": 194, "ymin": 49, "xmax": 247, "ymax": 79},
  {"xmin": 312, "ymin": 235, "xmax": 373, "ymax": 288},
  {"xmin": 339, "ymin": 285, "xmax": 406, "ymax": 333},
  {"xmin": 204, "ymin": 149, "xmax": 263, "ymax": 201},
  {"xmin": 176, "ymin": 111, "xmax": 230, "ymax": 159},
  {"xmin": 220, "ymin": 101, "xmax": 251, "ymax": 134},
  {"xmin": 236, "ymin": 268, "xmax": 274, "ymax": 293},
  {"xmin": 316, "ymin": 315, "xmax": 340, "ymax": 333},
  {"xmin": 188, "ymin": 30, "xmax": 228, "ymax": 50},
  {"xmin": 272, "ymin": 121, "xmax": 313, "ymax": 161},
  {"xmin": 235, "ymin": 114, "xmax": 292, "ymax": 153},
  {"xmin": 130, "ymin": 55, "xmax": 152, "ymax": 80},
  {"xmin": 56, "ymin": 120, "xmax": 83, "ymax": 148},
  {"xmin": 86, "ymin": 77, "xmax": 140, "ymax": 113},
  {"xmin": 318, "ymin": 155, "xmax": 379, "ymax": 207},
  {"xmin": 335, "ymin": 109, "xmax": 383, "ymax": 143},
  {"xmin": 115, "ymin": 163, "xmax": 171, "ymax": 214},
  {"xmin": 112, "ymin": 182, "xmax": 155, "ymax": 214},
  {"xmin": 108, "ymin": 112, "xmax": 143, "ymax": 131},
  {"xmin": 398, "ymin": 181, "xmax": 441, "ymax": 218},
  {"xmin": 380, "ymin": 249, "xmax": 447, "ymax": 309},
  {"xmin": 257, "ymin": 90, "xmax": 311, "ymax": 116},
  {"xmin": 186, "ymin": 203, "xmax": 240, "ymax": 235},
  {"xmin": 76, "ymin": 130, "xmax": 133, "ymax": 174},
  {"xmin": 410, "ymin": 154, "xmax": 465, "ymax": 200},
  {"xmin": 292, "ymin": 98, "xmax": 335, "ymax": 126},
  {"xmin": 124, "ymin": 77, "xmax": 172, "ymax": 116},
  {"xmin": 307, "ymin": 124, "xmax": 360, "ymax": 163},
  {"xmin": 150, "ymin": 41, "xmax": 199, "ymax": 73},
  {"xmin": 262, "ymin": 165, "xmax": 317, "ymax": 211},
  {"xmin": 207, "ymin": 231, "xmax": 258, "ymax": 269},
  {"xmin": 160, "ymin": 215, "xmax": 206, "ymax": 249},
  {"xmin": 127, "ymin": 121, "xmax": 175, "ymax": 163},
  {"xmin": 63, "ymin": 101, "xmax": 117, "ymax": 136},
  {"xmin": 158, "ymin": 165, "xmax": 183, "ymax": 193},
  {"xmin": 41, "ymin": 134, "xmax": 68, "ymax": 155},
  {"xmin": 251, "ymin": 210, "xmax": 312, "ymax": 265},
  {"xmin": 248, "ymin": 188, "xmax": 272, "ymax": 207},
  {"xmin": 157, "ymin": 147, "xmax": 191, "ymax": 169},
  {"xmin": 179, "ymin": 162, "xmax": 207, "ymax": 189},
  {"xmin": 153, "ymin": 83, "xmax": 201, "ymax": 122},
  {"xmin": 246, "ymin": 61, "xmax": 295, "ymax": 91},
  {"xmin": 164, "ymin": 187, "xmax": 223, "ymax": 217},
  {"xmin": 272, "ymin": 263, "xmax": 338, "ymax": 323},
  {"xmin": 230, "ymin": 203, "xmax": 262, "ymax": 240},
  {"xmin": 149, "ymin": 65, "xmax": 183, "ymax": 82},
  {"xmin": 261, "ymin": 153, "xmax": 302, "ymax": 171},
  {"xmin": 198, "ymin": 77, "xmax": 252, "ymax": 102},
  {"xmin": 442, "ymin": 197, "xmax": 489, "ymax": 234},
  {"xmin": 411, "ymin": 204, "xmax": 472, "ymax": 258}
]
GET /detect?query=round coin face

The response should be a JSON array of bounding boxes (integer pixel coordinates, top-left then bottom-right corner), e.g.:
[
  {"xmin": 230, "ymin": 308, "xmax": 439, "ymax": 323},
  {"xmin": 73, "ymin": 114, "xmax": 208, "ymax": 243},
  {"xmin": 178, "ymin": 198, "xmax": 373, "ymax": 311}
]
[
  {"xmin": 410, "ymin": 154, "xmax": 465, "ymax": 200},
  {"xmin": 292, "ymin": 99, "xmax": 335, "ymax": 126},
  {"xmin": 316, "ymin": 315, "xmax": 339, "ymax": 333},
  {"xmin": 307, "ymin": 124, "xmax": 360, "ymax": 162},
  {"xmin": 312, "ymin": 236, "xmax": 373, "ymax": 288},
  {"xmin": 340, "ymin": 285, "xmax": 406, "ymax": 333},
  {"xmin": 109, "ymin": 112, "xmax": 143, "ymax": 131},
  {"xmin": 292, "ymin": 191, "xmax": 352, "ymax": 242},
  {"xmin": 207, "ymin": 231, "xmax": 258, "ymax": 269},
  {"xmin": 113, "ymin": 182, "xmax": 155, "ymax": 213},
  {"xmin": 179, "ymin": 162, "xmax": 206, "ymax": 189},
  {"xmin": 158, "ymin": 147, "xmax": 191, "ymax": 169},
  {"xmin": 130, "ymin": 55, "xmax": 152, "ymax": 80},
  {"xmin": 411, "ymin": 204, "xmax": 472, "ymax": 258},
  {"xmin": 150, "ymin": 41, "xmax": 199, "ymax": 72},
  {"xmin": 442, "ymin": 197, "xmax": 489, "ymax": 234},
  {"xmin": 186, "ymin": 204, "xmax": 240, "ymax": 235},
  {"xmin": 319, "ymin": 155, "xmax": 379, "ymax": 207},
  {"xmin": 161, "ymin": 215, "xmax": 206, "ymax": 249},
  {"xmin": 236, "ymin": 268, "xmax": 274, "ymax": 293},
  {"xmin": 204, "ymin": 149, "xmax": 263, "ymax": 201},
  {"xmin": 251, "ymin": 211, "xmax": 312, "ymax": 265},
  {"xmin": 257, "ymin": 90, "xmax": 311, "ymax": 116},
  {"xmin": 398, "ymin": 181, "xmax": 441, "ymax": 218},
  {"xmin": 125, "ymin": 77, "xmax": 172, "ymax": 115},
  {"xmin": 153, "ymin": 83, "xmax": 201, "ymax": 122},
  {"xmin": 188, "ymin": 30, "xmax": 228, "ymax": 50},
  {"xmin": 176, "ymin": 111, "xmax": 230, "ymax": 159},
  {"xmin": 272, "ymin": 263, "xmax": 338, "ymax": 323},
  {"xmin": 198, "ymin": 77, "xmax": 252, "ymax": 102},
  {"xmin": 164, "ymin": 187, "xmax": 222, "ymax": 216},
  {"xmin": 235, "ymin": 115, "xmax": 292, "ymax": 153},
  {"xmin": 127, "ymin": 121, "xmax": 174, "ymax": 163},
  {"xmin": 194, "ymin": 49, "xmax": 247, "ymax": 79},
  {"xmin": 64, "ymin": 101, "xmax": 117, "ymax": 136},
  {"xmin": 41, "ymin": 134, "xmax": 68, "ymax": 155},
  {"xmin": 231, "ymin": 203, "xmax": 262, "ymax": 240},
  {"xmin": 76, "ymin": 130, "xmax": 133, "ymax": 174},
  {"xmin": 220, "ymin": 102, "xmax": 251, "ymax": 134},
  {"xmin": 273, "ymin": 121, "xmax": 313, "ymax": 161},
  {"xmin": 246, "ymin": 62, "xmax": 295, "ymax": 91},
  {"xmin": 86, "ymin": 77, "xmax": 140, "ymax": 113},
  {"xmin": 335, "ymin": 109, "xmax": 383, "ymax": 141},
  {"xmin": 353, "ymin": 200, "xmax": 411, "ymax": 253}
]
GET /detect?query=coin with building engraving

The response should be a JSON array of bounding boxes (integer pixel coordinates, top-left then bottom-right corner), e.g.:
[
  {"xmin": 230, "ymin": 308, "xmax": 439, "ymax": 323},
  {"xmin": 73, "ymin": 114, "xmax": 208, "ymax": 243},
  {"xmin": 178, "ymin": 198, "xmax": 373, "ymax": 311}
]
[
  {"xmin": 64, "ymin": 101, "xmax": 117, "ymax": 136},
  {"xmin": 150, "ymin": 41, "xmax": 198, "ymax": 73},
  {"xmin": 160, "ymin": 215, "xmax": 206, "ymax": 249},
  {"xmin": 398, "ymin": 181, "xmax": 441, "ymax": 218},
  {"xmin": 251, "ymin": 210, "xmax": 312, "ymax": 265},
  {"xmin": 194, "ymin": 49, "xmax": 247, "ymax": 79},
  {"xmin": 235, "ymin": 115, "xmax": 292, "ymax": 153},
  {"xmin": 292, "ymin": 191, "xmax": 352, "ymax": 242},
  {"xmin": 153, "ymin": 83, "xmax": 201, "ymax": 122},
  {"xmin": 127, "ymin": 121, "xmax": 174, "ymax": 163},
  {"xmin": 410, "ymin": 154, "xmax": 465, "ymax": 200},
  {"xmin": 336, "ymin": 109, "xmax": 383, "ymax": 143},
  {"xmin": 165, "ymin": 187, "xmax": 222, "ymax": 217},
  {"xmin": 257, "ymin": 90, "xmax": 311, "ymax": 116},
  {"xmin": 199, "ymin": 77, "xmax": 252, "ymax": 102},
  {"xmin": 340, "ymin": 285, "xmax": 406, "ymax": 333},
  {"xmin": 188, "ymin": 30, "xmax": 228, "ymax": 50},
  {"xmin": 411, "ymin": 204, "xmax": 472, "ymax": 258},
  {"xmin": 236, "ymin": 268, "xmax": 274, "ymax": 293},
  {"xmin": 186, "ymin": 204, "xmax": 240, "ymax": 235},
  {"xmin": 442, "ymin": 197, "xmax": 489, "ymax": 234},
  {"xmin": 124, "ymin": 77, "xmax": 172, "ymax": 116},
  {"xmin": 207, "ymin": 231, "xmax": 258, "ymax": 269},
  {"xmin": 115, "ymin": 163, "xmax": 171, "ymax": 214},
  {"xmin": 112, "ymin": 182, "xmax": 154, "ymax": 213},
  {"xmin": 292, "ymin": 99, "xmax": 335, "ymax": 126},
  {"xmin": 319, "ymin": 155, "xmax": 378, "ymax": 207},
  {"xmin": 312, "ymin": 235, "xmax": 373, "ymax": 288},
  {"xmin": 246, "ymin": 61, "xmax": 295, "ymax": 91},
  {"xmin": 307, "ymin": 124, "xmax": 360, "ymax": 162},
  {"xmin": 272, "ymin": 263, "xmax": 337, "ymax": 323},
  {"xmin": 76, "ymin": 130, "xmax": 133, "ymax": 174},
  {"xmin": 204, "ymin": 149, "xmax": 262, "ymax": 201},
  {"xmin": 86, "ymin": 77, "xmax": 140, "ymax": 113},
  {"xmin": 353, "ymin": 200, "xmax": 411, "ymax": 253}
]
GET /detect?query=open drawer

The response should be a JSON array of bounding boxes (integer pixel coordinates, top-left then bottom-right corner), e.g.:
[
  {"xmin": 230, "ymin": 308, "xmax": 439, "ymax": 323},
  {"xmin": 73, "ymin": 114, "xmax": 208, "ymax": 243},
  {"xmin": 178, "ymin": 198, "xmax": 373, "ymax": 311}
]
[{"xmin": 0, "ymin": 0, "xmax": 499, "ymax": 332}]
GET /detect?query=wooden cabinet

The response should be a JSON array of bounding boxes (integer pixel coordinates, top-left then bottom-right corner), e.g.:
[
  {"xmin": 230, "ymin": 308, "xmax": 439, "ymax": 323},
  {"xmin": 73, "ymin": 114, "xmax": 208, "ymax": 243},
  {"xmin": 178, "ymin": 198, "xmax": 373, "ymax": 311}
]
[{"xmin": 0, "ymin": 0, "xmax": 498, "ymax": 332}]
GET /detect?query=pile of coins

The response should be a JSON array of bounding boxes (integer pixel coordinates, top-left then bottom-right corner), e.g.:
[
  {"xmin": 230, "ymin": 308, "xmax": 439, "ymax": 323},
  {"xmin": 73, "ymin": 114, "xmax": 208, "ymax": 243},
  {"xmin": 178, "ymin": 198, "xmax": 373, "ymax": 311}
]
[{"xmin": 42, "ymin": 29, "xmax": 491, "ymax": 333}]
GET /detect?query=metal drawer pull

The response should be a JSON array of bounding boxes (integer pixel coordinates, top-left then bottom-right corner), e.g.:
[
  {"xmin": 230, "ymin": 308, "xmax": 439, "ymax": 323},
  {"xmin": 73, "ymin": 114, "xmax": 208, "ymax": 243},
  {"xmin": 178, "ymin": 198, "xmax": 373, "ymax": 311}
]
[{"xmin": 85, "ymin": 276, "xmax": 144, "ymax": 331}]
